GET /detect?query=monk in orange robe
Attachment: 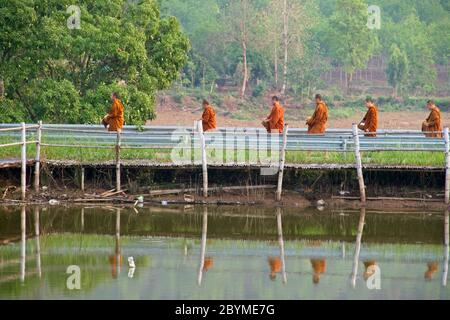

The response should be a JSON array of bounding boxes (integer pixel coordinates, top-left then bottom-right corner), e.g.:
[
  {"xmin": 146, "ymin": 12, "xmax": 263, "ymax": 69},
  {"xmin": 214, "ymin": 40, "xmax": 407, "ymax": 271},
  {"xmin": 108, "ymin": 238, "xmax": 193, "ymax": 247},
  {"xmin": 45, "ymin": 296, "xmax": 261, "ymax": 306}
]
[
  {"xmin": 422, "ymin": 100, "xmax": 443, "ymax": 138},
  {"xmin": 201, "ymin": 100, "xmax": 217, "ymax": 132},
  {"xmin": 262, "ymin": 96, "xmax": 285, "ymax": 134},
  {"xmin": 103, "ymin": 92, "xmax": 124, "ymax": 132},
  {"xmin": 306, "ymin": 94, "xmax": 328, "ymax": 134},
  {"xmin": 268, "ymin": 256, "xmax": 282, "ymax": 281},
  {"xmin": 310, "ymin": 259, "xmax": 326, "ymax": 284},
  {"xmin": 358, "ymin": 98, "xmax": 378, "ymax": 137}
]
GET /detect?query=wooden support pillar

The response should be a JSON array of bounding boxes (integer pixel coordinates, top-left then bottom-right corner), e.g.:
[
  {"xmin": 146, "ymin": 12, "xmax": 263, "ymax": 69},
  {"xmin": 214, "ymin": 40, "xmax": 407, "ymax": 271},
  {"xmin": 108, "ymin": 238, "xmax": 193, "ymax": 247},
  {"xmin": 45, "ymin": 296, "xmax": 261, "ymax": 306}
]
[
  {"xmin": 34, "ymin": 121, "xmax": 42, "ymax": 193},
  {"xmin": 276, "ymin": 125, "xmax": 289, "ymax": 201},
  {"xmin": 352, "ymin": 124, "xmax": 366, "ymax": 203},
  {"xmin": 197, "ymin": 121, "xmax": 208, "ymax": 198},
  {"xmin": 444, "ymin": 127, "xmax": 450, "ymax": 204},
  {"xmin": 115, "ymin": 130, "xmax": 122, "ymax": 192},
  {"xmin": 81, "ymin": 167, "xmax": 85, "ymax": 192},
  {"xmin": 21, "ymin": 122, "xmax": 27, "ymax": 201}
]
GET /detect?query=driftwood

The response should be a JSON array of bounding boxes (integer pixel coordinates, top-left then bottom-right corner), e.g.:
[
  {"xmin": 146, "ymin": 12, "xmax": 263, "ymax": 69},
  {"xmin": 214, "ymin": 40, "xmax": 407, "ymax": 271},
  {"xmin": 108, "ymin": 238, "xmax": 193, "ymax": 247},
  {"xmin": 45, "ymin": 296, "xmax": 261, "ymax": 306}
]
[{"xmin": 332, "ymin": 196, "xmax": 443, "ymax": 202}]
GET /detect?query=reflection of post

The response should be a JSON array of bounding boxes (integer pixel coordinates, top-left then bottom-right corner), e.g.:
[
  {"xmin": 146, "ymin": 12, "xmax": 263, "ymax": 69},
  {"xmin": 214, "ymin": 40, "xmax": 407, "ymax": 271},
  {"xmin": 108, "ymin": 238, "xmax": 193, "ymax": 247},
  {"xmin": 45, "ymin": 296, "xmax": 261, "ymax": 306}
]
[
  {"xmin": 443, "ymin": 210, "xmax": 449, "ymax": 286},
  {"xmin": 198, "ymin": 207, "xmax": 208, "ymax": 286},
  {"xmin": 115, "ymin": 208, "xmax": 121, "ymax": 276},
  {"xmin": 276, "ymin": 207, "xmax": 287, "ymax": 284},
  {"xmin": 351, "ymin": 207, "xmax": 366, "ymax": 288},
  {"xmin": 34, "ymin": 207, "xmax": 41, "ymax": 278},
  {"xmin": 81, "ymin": 208, "xmax": 85, "ymax": 232},
  {"xmin": 20, "ymin": 206, "xmax": 26, "ymax": 283}
]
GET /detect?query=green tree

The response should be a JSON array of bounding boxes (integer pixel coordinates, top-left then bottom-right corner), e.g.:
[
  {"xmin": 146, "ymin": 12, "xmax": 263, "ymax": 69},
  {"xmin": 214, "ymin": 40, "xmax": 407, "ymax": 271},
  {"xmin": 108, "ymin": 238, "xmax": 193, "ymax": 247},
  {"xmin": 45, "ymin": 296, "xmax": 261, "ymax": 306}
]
[
  {"xmin": 325, "ymin": 0, "xmax": 378, "ymax": 94},
  {"xmin": 386, "ymin": 44, "xmax": 409, "ymax": 97}
]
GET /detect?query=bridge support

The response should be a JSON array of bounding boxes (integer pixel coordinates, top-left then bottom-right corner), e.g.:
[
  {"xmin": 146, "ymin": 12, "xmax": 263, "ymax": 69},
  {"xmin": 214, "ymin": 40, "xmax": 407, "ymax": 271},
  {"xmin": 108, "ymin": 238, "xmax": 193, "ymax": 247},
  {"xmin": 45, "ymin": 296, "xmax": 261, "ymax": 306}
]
[
  {"xmin": 444, "ymin": 127, "xmax": 450, "ymax": 205},
  {"xmin": 197, "ymin": 121, "xmax": 208, "ymax": 198},
  {"xmin": 276, "ymin": 125, "xmax": 289, "ymax": 201},
  {"xmin": 21, "ymin": 122, "xmax": 27, "ymax": 201},
  {"xmin": 115, "ymin": 130, "xmax": 122, "ymax": 192},
  {"xmin": 352, "ymin": 124, "xmax": 366, "ymax": 203},
  {"xmin": 34, "ymin": 121, "xmax": 42, "ymax": 193}
]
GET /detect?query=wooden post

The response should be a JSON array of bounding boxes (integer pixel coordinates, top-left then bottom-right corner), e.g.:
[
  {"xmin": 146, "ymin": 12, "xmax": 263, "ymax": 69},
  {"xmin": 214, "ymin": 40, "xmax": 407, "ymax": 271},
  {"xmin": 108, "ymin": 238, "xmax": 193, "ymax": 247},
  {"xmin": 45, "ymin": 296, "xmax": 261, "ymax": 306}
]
[
  {"xmin": 81, "ymin": 167, "xmax": 85, "ymax": 192},
  {"xmin": 21, "ymin": 122, "xmax": 27, "ymax": 201},
  {"xmin": 34, "ymin": 121, "xmax": 42, "ymax": 192},
  {"xmin": 276, "ymin": 125, "xmax": 289, "ymax": 201},
  {"xmin": 115, "ymin": 130, "xmax": 122, "ymax": 192},
  {"xmin": 197, "ymin": 121, "xmax": 208, "ymax": 198},
  {"xmin": 444, "ymin": 127, "xmax": 450, "ymax": 204},
  {"xmin": 352, "ymin": 124, "xmax": 366, "ymax": 203}
]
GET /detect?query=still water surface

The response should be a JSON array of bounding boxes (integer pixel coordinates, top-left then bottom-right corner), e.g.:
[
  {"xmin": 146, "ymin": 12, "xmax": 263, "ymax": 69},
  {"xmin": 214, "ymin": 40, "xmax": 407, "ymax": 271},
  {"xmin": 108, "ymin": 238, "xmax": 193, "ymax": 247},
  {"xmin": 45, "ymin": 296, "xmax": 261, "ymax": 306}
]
[{"xmin": 0, "ymin": 205, "xmax": 449, "ymax": 300}]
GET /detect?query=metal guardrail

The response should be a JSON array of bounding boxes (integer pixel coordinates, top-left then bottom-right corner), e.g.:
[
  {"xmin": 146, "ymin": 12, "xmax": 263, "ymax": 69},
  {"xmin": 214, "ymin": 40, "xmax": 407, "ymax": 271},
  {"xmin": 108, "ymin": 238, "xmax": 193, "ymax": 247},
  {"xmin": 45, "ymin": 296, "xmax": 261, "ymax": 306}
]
[{"xmin": 0, "ymin": 122, "xmax": 448, "ymax": 203}]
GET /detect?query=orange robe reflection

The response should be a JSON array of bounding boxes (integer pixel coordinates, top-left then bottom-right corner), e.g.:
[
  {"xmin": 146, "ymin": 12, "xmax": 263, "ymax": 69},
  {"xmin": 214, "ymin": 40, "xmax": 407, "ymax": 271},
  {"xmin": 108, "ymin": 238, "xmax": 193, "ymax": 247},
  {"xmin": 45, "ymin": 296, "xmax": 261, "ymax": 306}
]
[
  {"xmin": 203, "ymin": 256, "xmax": 214, "ymax": 272},
  {"xmin": 363, "ymin": 260, "xmax": 377, "ymax": 281},
  {"xmin": 268, "ymin": 256, "xmax": 282, "ymax": 280},
  {"xmin": 422, "ymin": 106, "xmax": 443, "ymax": 138},
  {"xmin": 310, "ymin": 259, "xmax": 326, "ymax": 284},
  {"xmin": 424, "ymin": 262, "xmax": 438, "ymax": 281},
  {"xmin": 307, "ymin": 102, "xmax": 328, "ymax": 134}
]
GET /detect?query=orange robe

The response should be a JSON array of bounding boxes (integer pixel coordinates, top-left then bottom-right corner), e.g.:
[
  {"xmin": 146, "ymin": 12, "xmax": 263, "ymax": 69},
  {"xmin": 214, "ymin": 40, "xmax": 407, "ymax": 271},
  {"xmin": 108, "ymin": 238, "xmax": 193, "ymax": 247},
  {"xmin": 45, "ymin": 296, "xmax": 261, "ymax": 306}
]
[
  {"xmin": 268, "ymin": 256, "xmax": 282, "ymax": 274},
  {"xmin": 310, "ymin": 259, "xmax": 326, "ymax": 284},
  {"xmin": 425, "ymin": 261, "xmax": 438, "ymax": 280},
  {"xmin": 422, "ymin": 106, "xmax": 443, "ymax": 138},
  {"xmin": 359, "ymin": 105, "xmax": 378, "ymax": 137},
  {"xmin": 202, "ymin": 105, "xmax": 217, "ymax": 132},
  {"xmin": 265, "ymin": 102, "xmax": 285, "ymax": 133},
  {"xmin": 307, "ymin": 102, "xmax": 328, "ymax": 134},
  {"xmin": 105, "ymin": 98, "xmax": 124, "ymax": 132}
]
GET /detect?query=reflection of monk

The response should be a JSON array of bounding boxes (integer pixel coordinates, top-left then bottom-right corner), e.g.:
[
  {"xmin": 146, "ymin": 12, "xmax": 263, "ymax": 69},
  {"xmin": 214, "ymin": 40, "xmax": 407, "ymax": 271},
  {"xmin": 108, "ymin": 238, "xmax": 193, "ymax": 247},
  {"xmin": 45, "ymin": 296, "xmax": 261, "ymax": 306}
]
[
  {"xmin": 109, "ymin": 254, "xmax": 123, "ymax": 279},
  {"xmin": 363, "ymin": 260, "xmax": 377, "ymax": 281},
  {"xmin": 310, "ymin": 259, "xmax": 326, "ymax": 284},
  {"xmin": 268, "ymin": 256, "xmax": 282, "ymax": 281},
  {"xmin": 203, "ymin": 256, "xmax": 214, "ymax": 272},
  {"xmin": 424, "ymin": 262, "xmax": 438, "ymax": 281}
]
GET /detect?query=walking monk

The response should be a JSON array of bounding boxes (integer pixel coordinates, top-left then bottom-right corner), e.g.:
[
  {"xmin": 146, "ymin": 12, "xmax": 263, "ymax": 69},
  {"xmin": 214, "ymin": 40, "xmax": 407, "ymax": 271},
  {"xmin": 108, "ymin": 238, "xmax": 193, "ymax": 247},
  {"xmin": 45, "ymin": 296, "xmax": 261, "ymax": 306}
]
[
  {"xmin": 358, "ymin": 98, "xmax": 378, "ymax": 137},
  {"xmin": 306, "ymin": 94, "xmax": 328, "ymax": 134},
  {"xmin": 201, "ymin": 99, "xmax": 217, "ymax": 132},
  {"xmin": 262, "ymin": 96, "xmax": 284, "ymax": 133},
  {"xmin": 103, "ymin": 92, "xmax": 124, "ymax": 132},
  {"xmin": 422, "ymin": 100, "xmax": 443, "ymax": 138}
]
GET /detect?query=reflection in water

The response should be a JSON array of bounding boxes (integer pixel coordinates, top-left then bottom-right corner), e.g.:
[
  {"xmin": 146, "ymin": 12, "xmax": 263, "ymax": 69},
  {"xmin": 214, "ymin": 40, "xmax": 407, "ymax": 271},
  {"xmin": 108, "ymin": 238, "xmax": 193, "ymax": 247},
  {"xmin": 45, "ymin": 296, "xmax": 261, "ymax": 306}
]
[
  {"xmin": 277, "ymin": 208, "xmax": 287, "ymax": 284},
  {"xmin": 198, "ymin": 207, "xmax": 209, "ymax": 286},
  {"xmin": 443, "ymin": 210, "xmax": 449, "ymax": 286},
  {"xmin": 363, "ymin": 261, "xmax": 377, "ymax": 281},
  {"xmin": 425, "ymin": 262, "xmax": 439, "ymax": 281},
  {"xmin": 109, "ymin": 209, "xmax": 123, "ymax": 279},
  {"xmin": 351, "ymin": 207, "xmax": 366, "ymax": 288},
  {"xmin": 311, "ymin": 259, "xmax": 326, "ymax": 285},
  {"xmin": 268, "ymin": 257, "xmax": 282, "ymax": 281},
  {"xmin": 81, "ymin": 207, "xmax": 85, "ymax": 232},
  {"xmin": 34, "ymin": 207, "xmax": 42, "ymax": 279},
  {"xmin": 20, "ymin": 206, "xmax": 26, "ymax": 283}
]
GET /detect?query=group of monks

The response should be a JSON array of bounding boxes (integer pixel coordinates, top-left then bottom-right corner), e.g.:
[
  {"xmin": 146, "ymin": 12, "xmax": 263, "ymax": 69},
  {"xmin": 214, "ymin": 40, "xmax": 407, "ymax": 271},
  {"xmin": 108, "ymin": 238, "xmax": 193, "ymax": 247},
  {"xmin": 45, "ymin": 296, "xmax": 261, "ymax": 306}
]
[{"xmin": 102, "ymin": 91, "xmax": 443, "ymax": 138}]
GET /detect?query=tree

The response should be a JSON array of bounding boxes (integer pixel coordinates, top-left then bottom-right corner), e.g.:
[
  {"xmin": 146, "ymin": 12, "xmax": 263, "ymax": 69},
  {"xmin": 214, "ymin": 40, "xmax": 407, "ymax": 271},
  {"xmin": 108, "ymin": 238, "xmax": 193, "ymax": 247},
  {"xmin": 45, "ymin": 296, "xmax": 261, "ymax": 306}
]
[
  {"xmin": 326, "ymin": 0, "xmax": 378, "ymax": 94},
  {"xmin": 0, "ymin": 0, "xmax": 189, "ymax": 124},
  {"xmin": 386, "ymin": 44, "xmax": 409, "ymax": 97}
]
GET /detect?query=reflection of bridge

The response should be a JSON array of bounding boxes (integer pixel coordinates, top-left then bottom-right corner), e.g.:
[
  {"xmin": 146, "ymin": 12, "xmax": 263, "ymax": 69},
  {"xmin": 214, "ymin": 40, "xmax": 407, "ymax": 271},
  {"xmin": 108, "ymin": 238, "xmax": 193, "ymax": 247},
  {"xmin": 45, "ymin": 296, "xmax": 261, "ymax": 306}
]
[{"xmin": 1, "ymin": 123, "xmax": 449, "ymax": 202}]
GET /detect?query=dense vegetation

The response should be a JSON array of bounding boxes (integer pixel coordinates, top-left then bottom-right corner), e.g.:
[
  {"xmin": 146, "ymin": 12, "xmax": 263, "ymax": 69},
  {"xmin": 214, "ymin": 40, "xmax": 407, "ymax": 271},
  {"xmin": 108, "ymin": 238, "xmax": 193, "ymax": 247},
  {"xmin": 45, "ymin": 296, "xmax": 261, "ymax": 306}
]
[
  {"xmin": 159, "ymin": 0, "xmax": 450, "ymax": 99},
  {"xmin": 0, "ymin": 0, "xmax": 189, "ymax": 124}
]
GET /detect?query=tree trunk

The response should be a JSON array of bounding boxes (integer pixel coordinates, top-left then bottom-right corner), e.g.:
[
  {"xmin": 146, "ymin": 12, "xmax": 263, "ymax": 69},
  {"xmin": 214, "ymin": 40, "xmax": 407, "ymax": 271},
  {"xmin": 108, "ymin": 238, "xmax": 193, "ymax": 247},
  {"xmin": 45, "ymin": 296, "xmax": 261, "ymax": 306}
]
[
  {"xmin": 346, "ymin": 72, "xmax": 353, "ymax": 95},
  {"xmin": 281, "ymin": 0, "xmax": 288, "ymax": 95},
  {"xmin": 0, "ymin": 78, "xmax": 4, "ymax": 98},
  {"xmin": 274, "ymin": 46, "xmax": 278, "ymax": 88},
  {"xmin": 241, "ymin": 40, "xmax": 248, "ymax": 98}
]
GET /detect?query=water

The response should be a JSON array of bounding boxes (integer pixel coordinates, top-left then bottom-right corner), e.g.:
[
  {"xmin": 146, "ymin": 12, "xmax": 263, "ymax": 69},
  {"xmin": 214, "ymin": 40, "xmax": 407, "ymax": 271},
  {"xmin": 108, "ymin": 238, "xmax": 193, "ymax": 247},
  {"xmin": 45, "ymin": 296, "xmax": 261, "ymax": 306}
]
[{"xmin": 0, "ymin": 205, "xmax": 448, "ymax": 300}]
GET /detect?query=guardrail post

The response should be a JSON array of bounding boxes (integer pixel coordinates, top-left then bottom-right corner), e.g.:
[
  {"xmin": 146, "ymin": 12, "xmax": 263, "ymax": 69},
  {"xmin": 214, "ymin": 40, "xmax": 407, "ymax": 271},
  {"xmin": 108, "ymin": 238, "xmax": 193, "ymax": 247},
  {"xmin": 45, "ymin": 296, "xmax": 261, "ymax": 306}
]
[
  {"xmin": 276, "ymin": 124, "xmax": 289, "ymax": 201},
  {"xmin": 352, "ymin": 124, "xmax": 366, "ymax": 203},
  {"xmin": 197, "ymin": 121, "xmax": 208, "ymax": 197},
  {"xmin": 21, "ymin": 122, "xmax": 27, "ymax": 201},
  {"xmin": 115, "ymin": 130, "xmax": 122, "ymax": 192},
  {"xmin": 444, "ymin": 127, "xmax": 450, "ymax": 204},
  {"xmin": 34, "ymin": 121, "xmax": 42, "ymax": 193}
]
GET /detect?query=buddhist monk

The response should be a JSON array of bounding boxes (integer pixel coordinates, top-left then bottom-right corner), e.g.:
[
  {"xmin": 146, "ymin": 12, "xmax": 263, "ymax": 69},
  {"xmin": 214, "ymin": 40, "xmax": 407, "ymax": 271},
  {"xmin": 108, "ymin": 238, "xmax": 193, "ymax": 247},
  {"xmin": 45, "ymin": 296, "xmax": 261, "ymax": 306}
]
[
  {"xmin": 268, "ymin": 256, "xmax": 282, "ymax": 281},
  {"xmin": 262, "ymin": 96, "xmax": 285, "ymax": 134},
  {"xmin": 424, "ymin": 261, "xmax": 438, "ymax": 281},
  {"xmin": 201, "ymin": 100, "xmax": 217, "ymax": 132},
  {"xmin": 310, "ymin": 259, "xmax": 326, "ymax": 284},
  {"xmin": 422, "ymin": 100, "xmax": 443, "ymax": 138},
  {"xmin": 103, "ymin": 92, "xmax": 124, "ymax": 132},
  {"xmin": 306, "ymin": 94, "xmax": 328, "ymax": 134},
  {"xmin": 358, "ymin": 98, "xmax": 378, "ymax": 137}
]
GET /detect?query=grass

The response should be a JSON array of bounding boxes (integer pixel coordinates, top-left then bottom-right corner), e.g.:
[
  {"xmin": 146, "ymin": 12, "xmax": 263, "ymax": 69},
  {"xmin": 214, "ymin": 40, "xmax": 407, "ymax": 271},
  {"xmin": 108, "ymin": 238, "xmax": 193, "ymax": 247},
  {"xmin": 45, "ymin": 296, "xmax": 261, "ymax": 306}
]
[{"xmin": 0, "ymin": 136, "xmax": 445, "ymax": 167}]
